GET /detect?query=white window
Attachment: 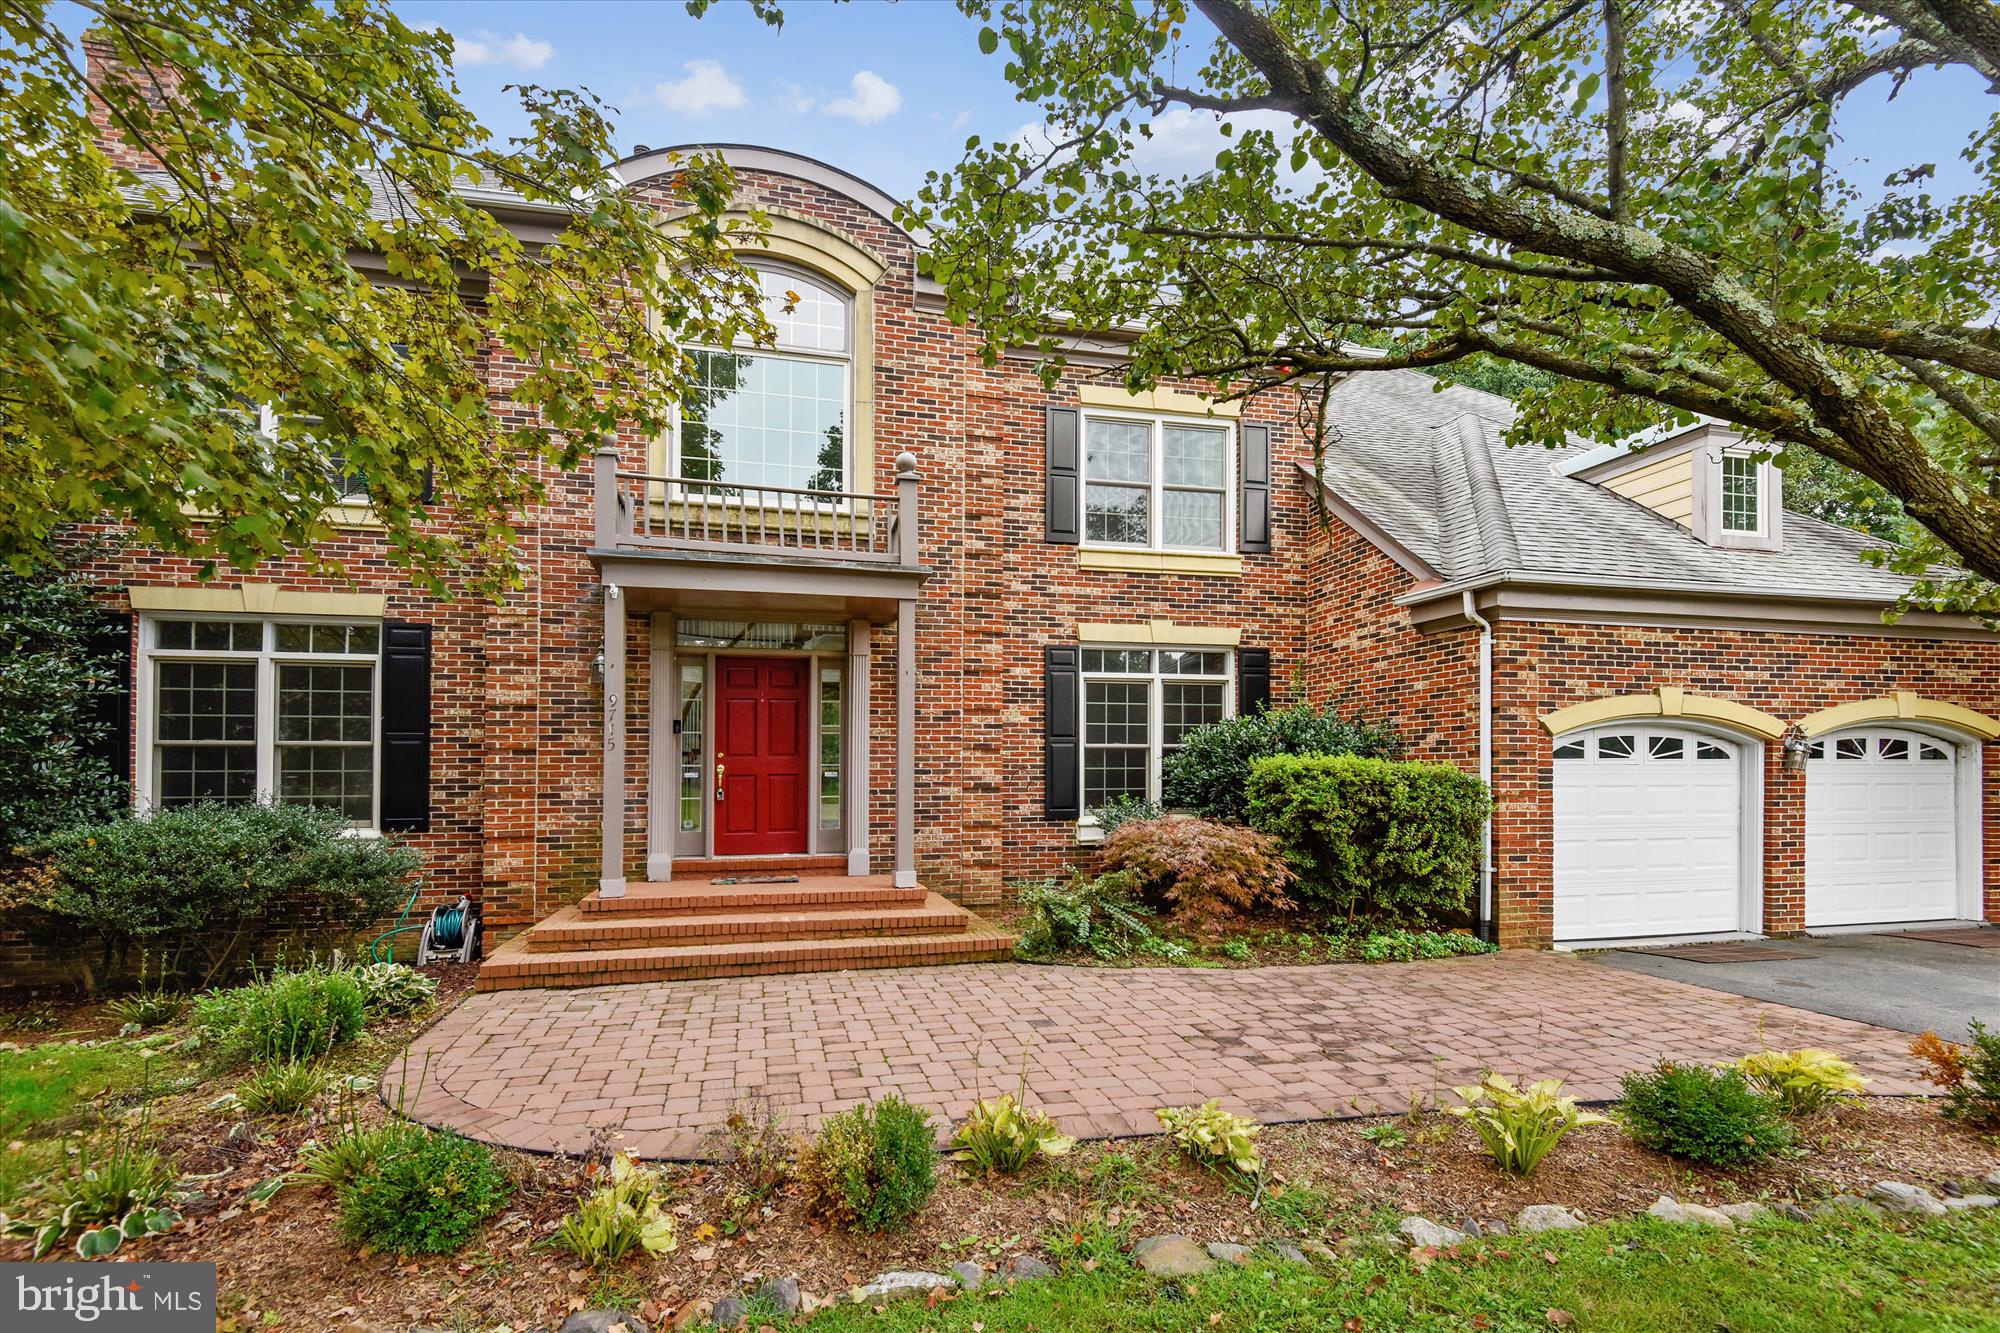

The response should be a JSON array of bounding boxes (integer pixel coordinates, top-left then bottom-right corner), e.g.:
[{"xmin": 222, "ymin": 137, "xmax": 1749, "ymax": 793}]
[
  {"xmin": 1083, "ymin": 413, "xmax": 1232, "ymax": 551},
  {"xmin": 676, "ymin": 265, "xmax": 853, "ymax": 494},
  {"xmin": 138, "ymin": 616, "xmax": 382, "ymax": 828},
  {"xmin": 1081, "ymin": 647, "xmax": 1232, "ymax": 806},
  {"xmin": 1720, "ymin": 453, "xmax": 1762, "ymax": 533}
]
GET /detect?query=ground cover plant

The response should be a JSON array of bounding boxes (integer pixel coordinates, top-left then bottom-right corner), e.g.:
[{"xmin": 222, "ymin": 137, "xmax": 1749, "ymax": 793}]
[
  {"xmin": 1011, "ymin": 871, "xmax": 1184, "ymax": 962},
  {"xmin": 195, "ymin": 966, "xmax": 369, "ymax": 1066}
]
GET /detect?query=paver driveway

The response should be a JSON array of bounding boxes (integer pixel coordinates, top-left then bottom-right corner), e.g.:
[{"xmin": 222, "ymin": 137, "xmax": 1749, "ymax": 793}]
[{"xmin": 393, "ymin": 951, "xmax": 1928, "ymax": 1160}]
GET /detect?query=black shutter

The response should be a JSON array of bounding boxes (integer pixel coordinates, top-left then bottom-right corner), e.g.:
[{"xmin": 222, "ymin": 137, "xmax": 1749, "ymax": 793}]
[
  {"xmin": 1238, "ymin": 647, "xmax": 1271, "ymax": 716},
  {"xmin": 1239, "ymin": 422, "xmax": 1272, "ymax": 553},
  {"xmin": 1044, "ymin": 644, "xmax": 1081, "ymax": 819},
  {"xmin": 419, "ymin": 465, "xmax": 436, "ymax": 505},
  {"xmin": 86, "ymin": 613, "xmax": 133, "ymax": 794},
  {"xmin": 1045, "ymin": 406, "xmax": 1081, "ymax": 544},
  {"xmin": 379, "ymin": 621, "xmax": 432, "ymax": 833}
]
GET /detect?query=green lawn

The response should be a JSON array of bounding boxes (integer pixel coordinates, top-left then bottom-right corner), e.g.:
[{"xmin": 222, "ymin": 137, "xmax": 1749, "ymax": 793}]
[
  {"xmin": 0, "ymin": 1038, "xmax": 189, "ymax": 1210},
  {"xmin": 811, "ymin": 1210, "xmax": 2000, "ymax": 1332}
]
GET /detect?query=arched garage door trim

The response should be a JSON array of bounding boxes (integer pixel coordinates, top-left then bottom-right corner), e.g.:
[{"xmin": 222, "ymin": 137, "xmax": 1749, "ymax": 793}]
[
  {"xmin": 1540, "ymin": 687, "xmax": 1786, "ymax": 743},
  {"xmin": 1802, "ymin": 712, "xmax": 1987, "ymax": 927},
  {"xmin": 1549, "ymin": 718, "xmax": 1766, "ymax": 944}
]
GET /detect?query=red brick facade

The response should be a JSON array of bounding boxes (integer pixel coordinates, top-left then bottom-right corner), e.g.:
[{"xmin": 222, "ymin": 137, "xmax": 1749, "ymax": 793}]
[{"xmin": 39, "ymin": 147, "xmax": 2000, "ymax": 962}]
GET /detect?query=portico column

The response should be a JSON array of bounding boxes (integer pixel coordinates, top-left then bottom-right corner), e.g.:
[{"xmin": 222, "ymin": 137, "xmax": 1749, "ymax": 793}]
[
  {"xmin": 599, "ymin": 583, "xmax": 627, "ymax": 898},
  {"xmin": 846, "ymin": 619, "xmax": 872, "ymax": 876},
  {"xmin": 894, "ymin": 597, "xmax": 917, "ymax": 889}
]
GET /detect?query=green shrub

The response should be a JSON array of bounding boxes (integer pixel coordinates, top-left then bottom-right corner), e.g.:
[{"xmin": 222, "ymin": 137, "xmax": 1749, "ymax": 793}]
[
  {"xmin": 1735, "ymin": 1047, "xmax": 1868, "ymax": 1116},
  {"xmin": 1155, "ymin": 1101, "xmax": 1262, "ymax": 1175},
  {"xmin": 1087, "ymin": 794, "xmax": 1162, "ymax": 835},
  {"xmin": 1245, "ymin": 755, "xmax": 1490, "ymax": 923},
  {"xmin": 1446, "ymin": 1074, "xmax": 1609, "ymax": 1176},
  {"xmin": 1014, "ymin": 870, "xmax": 1179, "ymax": 961},
  {"xmin": 1098, "ymin": 815, "xmax": 1294, "ymax": 931},
  {"xmin": 335, "ymin": 1128, "xmax": 510, "ymax": 1255},
  {"xmin": 795, "ymin": 1095, "xmax": 937, "ymax": 1232},
  {"xmin": 1351, "ymin": 929, "xmax": 1496, "ymax": 962},
  {"xmin": 1618, "ymin": 1062, "xmax": 1795, "ymax": 1165},
  {"xmin": 196, "ymin": 967, "xmax": 368, "ymax": 1065},
  {"xmin": 1923, "ymin": 1020, "xmax": 2000, "ymax": 1127},
  {"xmin": 348, "ymin": 962, "xmax": 437, "ymax": 1017},
  {"xmin": 10, "ymin": 801, "xmax": 418, "ymax": 991},
  {"xmin": 238, "ymin": 1061, "xmax": 329, "ymax": 1117},
  {"xmin": 554, "ymin": 1152, "xmax": 677, "ymax": 1266},
  {"xmin": 1162, "ymin": 703, "xmax": 1404, "ymax": 822}
]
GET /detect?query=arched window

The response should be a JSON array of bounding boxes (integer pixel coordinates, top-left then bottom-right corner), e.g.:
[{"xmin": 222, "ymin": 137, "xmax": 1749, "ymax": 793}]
[{"xmin": 677, "ymin": 265, "xmax": 853, "ymax": 493}]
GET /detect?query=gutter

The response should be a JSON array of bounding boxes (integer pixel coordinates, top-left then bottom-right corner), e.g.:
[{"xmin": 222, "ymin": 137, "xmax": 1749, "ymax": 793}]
[
  {"xmin": 1462, "ymin": 591, "xmax": 1497, "ymax": 944},
  {"xmin": 1394, "ymin": 568, "xmax": 1926, "ymax": 610}
]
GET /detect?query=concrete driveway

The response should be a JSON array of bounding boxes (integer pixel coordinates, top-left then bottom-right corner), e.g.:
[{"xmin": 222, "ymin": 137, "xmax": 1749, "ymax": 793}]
[{"xmin": 1595, "ymin": 930, "xmax": 2000, "ymax": 1041}]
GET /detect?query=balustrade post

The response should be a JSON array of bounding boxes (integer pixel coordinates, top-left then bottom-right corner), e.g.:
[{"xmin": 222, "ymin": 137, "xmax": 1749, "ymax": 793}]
[{"xmin": 894, "ymin": 452, "xmax": 919, "ymax": 566}]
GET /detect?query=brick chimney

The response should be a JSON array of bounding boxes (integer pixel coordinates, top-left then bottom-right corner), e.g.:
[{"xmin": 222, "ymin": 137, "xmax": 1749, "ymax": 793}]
[{"xmin": 81, "ymin": 26, "xmax": 182, "ymax": 173}]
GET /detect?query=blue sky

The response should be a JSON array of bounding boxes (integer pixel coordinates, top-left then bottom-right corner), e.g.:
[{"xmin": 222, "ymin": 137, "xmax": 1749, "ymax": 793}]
[{"xmin": 389, "ymin": 1, "xmax": 1990, "ymax": 210}]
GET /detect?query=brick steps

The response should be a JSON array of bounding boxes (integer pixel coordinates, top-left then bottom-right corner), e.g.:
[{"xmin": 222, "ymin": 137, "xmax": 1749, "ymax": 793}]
[
  {"xmin": 580, "ymin": 879, "xmax": 928, "ymax": 917},
  {"xmin": 525, "ymin": 894, "xmax": 973, "ymax": 951},
  {"xmin": 476, "ymin": 915, "xmax": 1015, "ymax": 991},
  {"xmin": 475, "ymin": 873, "xmax": 1016, "ymax": 991}
]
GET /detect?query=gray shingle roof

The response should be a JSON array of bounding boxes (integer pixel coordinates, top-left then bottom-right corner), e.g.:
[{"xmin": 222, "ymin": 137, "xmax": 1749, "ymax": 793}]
[{"xmin": 1307, "ymin": 368, "xmax": 1922, "ymax": 602}]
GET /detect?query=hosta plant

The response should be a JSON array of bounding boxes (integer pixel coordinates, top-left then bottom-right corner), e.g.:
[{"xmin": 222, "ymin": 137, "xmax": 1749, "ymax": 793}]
[
  {"xmin": 553, "ymin": 1152, "xmax": 677, "ymax": 1267},
  {"xmin": 1735, "ymin": 1048, "xmax": 1868, "ymax": 1116},
  {"xmin": 238, "ymin": 1060, "xmax": 330, "ymax": 1117},
  {"xmin": 1155, "ymin": 1101, "xmax": 1262, "ymax": 1176},
  {"xmin": 1446, "ymin": 1074, "xmax": 1610, "ymax": 1176},
  {"xmin": 952, "ymin": 1063, "xmax": 1075, "ymax": 1175},
  {"xmin": 72, "ymin": 1206, "xmax": 181, "ymax": 1259},
  {"xmin": 348, "ymin": 962, "xmax": 438, "ymax": 1016}
]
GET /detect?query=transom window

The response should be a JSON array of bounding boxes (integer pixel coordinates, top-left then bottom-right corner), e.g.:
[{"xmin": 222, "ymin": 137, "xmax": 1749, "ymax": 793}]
[
  {"xmin": 1720, "ymin": 454, "xmax": 1763, "ymax": 533},
  {"xmin": 676, "ymin": 266, "xmax": 852, "ymax": 494},
  {"xmin": 140, "ymin": 616, "xmax": 381, "ymax": 827},
  {"xmin": 1082, "ymin": 647, "xmax": 1232, "ymax": 807},
  {"xmin": 1806, "ymin": 735, "xmax": 1952, "ymax": 762},
  {"xmin": 1553, "ymin": 731, "xmax": 1732, "ymax": 761},
  {"xmin": 1083, "ymin": 413, "xmax": 1232, "ymax": 551}
]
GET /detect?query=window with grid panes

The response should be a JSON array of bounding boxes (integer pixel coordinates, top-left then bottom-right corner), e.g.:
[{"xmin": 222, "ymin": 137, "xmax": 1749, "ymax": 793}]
[
  {"xmin": 142, "ymin": 617, "xmax": 381, "ymax": 826},
  {"xmin": 1081, "ymin": 647, "xmax": 1231, "ymax": 806},
  {"xmin": 1082, "ymin": 413, "xmax": 1231, "ymax": 551}
]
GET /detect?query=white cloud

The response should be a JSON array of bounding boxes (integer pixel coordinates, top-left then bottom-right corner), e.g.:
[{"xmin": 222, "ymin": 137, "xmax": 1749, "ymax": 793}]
[
  {"xmin": 452, "ymin": 31, "xmax": 555, "ymax": 71},
  {"xmin": 777, "ymin": 83, "xmax": 818, "ymax": 116},
  {"xmin": 652, "ymin": 60, "xmax": 747, "ymax": 115},
  {"xmin": 823, "ymin": 71, "xmax": 902, "ymax": 125}
]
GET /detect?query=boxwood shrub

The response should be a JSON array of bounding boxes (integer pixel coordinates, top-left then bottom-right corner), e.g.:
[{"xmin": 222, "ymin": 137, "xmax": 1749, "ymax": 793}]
[
  {"xmin": 1244, "ymin": 754, "xmax": 1490, "ymax": 923},
  {"xmin": 1161, "ymin": 703, "xmax": 1404, "ymax": 823}
]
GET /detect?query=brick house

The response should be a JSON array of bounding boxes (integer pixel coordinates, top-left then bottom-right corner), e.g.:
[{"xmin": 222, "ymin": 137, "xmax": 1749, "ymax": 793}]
[{"xmin": 56, "ymin": 133, "xmax": 2000, "ymax": 984}]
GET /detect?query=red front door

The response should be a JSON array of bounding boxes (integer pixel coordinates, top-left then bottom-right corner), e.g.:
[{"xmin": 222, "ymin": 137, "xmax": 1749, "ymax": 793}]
[{"xmin": 712, "ymin": 657, "xmax": 811, "ymax": 857}]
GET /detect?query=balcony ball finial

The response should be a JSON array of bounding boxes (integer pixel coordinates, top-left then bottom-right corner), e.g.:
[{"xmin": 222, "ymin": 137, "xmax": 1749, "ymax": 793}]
[{"xmin": 894, "ymin": 451, "xmax": 919, "ymax": 477}]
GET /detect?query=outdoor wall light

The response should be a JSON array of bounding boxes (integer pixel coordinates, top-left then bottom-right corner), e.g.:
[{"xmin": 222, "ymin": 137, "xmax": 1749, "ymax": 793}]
[{"xmin": 1780, "ymin": 724, "xmax": 1811, "ymax": 772}]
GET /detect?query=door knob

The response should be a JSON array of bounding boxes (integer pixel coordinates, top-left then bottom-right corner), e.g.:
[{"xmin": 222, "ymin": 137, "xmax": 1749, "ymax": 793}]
[{"xmin": 715, "ymin": 758, "xmax": 725, "ymax": 801}]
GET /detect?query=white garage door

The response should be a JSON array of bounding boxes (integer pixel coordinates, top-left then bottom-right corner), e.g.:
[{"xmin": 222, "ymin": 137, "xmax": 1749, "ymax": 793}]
[
  {"xmin": 1806, "ymin": 728, "xmax": 1959, "ymax": 927},
  {"xmin": 1553, "ymin": 727, "xmax": 1746, "ymax": 942}
]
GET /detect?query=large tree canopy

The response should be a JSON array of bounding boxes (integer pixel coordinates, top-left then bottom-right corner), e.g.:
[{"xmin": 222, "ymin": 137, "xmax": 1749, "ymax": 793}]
[
  {"xmin": 2, "ymin": 0, "xmax": 768, "ymax": 596},
  {"xmin": 905, "ymin": 0, "xmax": 2000, "ymax": 616}
]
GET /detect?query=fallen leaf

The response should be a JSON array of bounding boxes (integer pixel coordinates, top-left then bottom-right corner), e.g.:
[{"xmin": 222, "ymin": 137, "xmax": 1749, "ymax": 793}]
[
  {"xmin": 1542, "ymin": 1249, "xmax": 1560, "ymax": 1265},
  {"xmin": 1208, "ymin": 1315, "xmax": 1224, "ymax": 1326},
  {"xmin": 1546, "ymin": 1312, "xmax": 1575, "ymax": 1328}
]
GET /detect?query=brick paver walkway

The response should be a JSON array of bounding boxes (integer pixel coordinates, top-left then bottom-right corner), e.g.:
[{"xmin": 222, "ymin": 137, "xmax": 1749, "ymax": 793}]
[{"xmin": 391, "ymin": 952, "xmax": 1929, "ymax": 1160}]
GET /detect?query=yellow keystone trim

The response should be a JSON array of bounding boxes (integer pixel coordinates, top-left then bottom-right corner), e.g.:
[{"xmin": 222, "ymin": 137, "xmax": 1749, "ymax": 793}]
[
  {"xmin": 1540, "ymin": 687, "xmax": 1785, "ymax": 741},
  {"xmin": 1797, "ymin": 693, "xmax": 2000, "ymax": 741},
  {"xmin": 128, "ymin": 584, "xmax": 388, "ymax": 618},
  {"xmin": 1077, "ymin": 384, "xmax": 1242, "ymax": 418},
  {"xmin": 1077, "ymin": 619, "xmax": 1241, "ymax": 647}
]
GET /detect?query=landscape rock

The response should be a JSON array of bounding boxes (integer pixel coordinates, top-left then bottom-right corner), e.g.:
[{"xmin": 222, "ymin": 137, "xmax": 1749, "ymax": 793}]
[
  {"xmin": 1943, "ymin": 1194, "xmax": 2000, "ymax": 1211},
  {"xmin": 1205, "ymin": 1242, "xmax": 1254, "ymax": 1264},
  {"xmin": 1717, "ymin": 1202, "xmax": 1770, "ymax": 1223},
  {"xmin": 751, "ymin": 1276, "xmax": 802, "ymax": 1317},
  {"xmin": 1335, "ymin": 1233, "xmax": 1404, "ymax": 1260},
  {"xmin": 561, "ymin": 1313, "xmax": 651, "ymax": 1333},
  {"xmin": 1647, "ymin": 1196, "xmax": 1733, "ymax": 1228},
  {"xmin": 1868, "ymin": 1181, "xmax": 1949, "ymax": 1217},
  {"xmin": 1397, "ymin": 1216, "xmax": 1470, "ymax": 1248},
  {"xmin": 1296, "ymin": 1239, "xmax": 1341, "ymax": 1267},
  {"xmin": 848, "ymin": 1272, "xmax": 955, "ymax": 1307},
  {"xmin": 1515, "ymin": 1205, "xmax": 1584, "ymax": 1233},
  {"xmin": 1269, "ymin": 1241, "xmax": 1310, "ymax": 1265},
  {"xmin": 1775, "ymin": 1203, "xmax": 1811, "ymax": 1223},
  {"xmin": 707, "ymin": 1297, "xmax": 746, "ymax": 1329},
  {"xmin": 1132, "ymin": 1234, "xmax": 1216, "ymax": 1277},
  {"xmin": 1002, "ymin": 1254, "xmax": 1057, "ymax": 1282},
  {"xmin": 949, "ymin": 1260, "xmax": 986, "ymax": 1291},
  {"xmin": 1814, "ymin": 1194, "xmax": 1882, "ymax": 1217},
  {"xmin": 1480, "ymin": 1218, "xmax": 1510, "ymax": 1236},
  {"xmin": 1986, "ymin": 1168, "xmax": 2000, "ymax": 1192}
]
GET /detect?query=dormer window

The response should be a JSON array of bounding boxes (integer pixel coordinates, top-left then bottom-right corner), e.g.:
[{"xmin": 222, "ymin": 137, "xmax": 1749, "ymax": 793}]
[{"xmin": 1720, "ymin": 454, "xmax": 1762, "ymax": 534}]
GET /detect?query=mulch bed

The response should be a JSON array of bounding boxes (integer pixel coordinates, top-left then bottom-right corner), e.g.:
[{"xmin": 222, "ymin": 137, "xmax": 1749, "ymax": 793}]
[{"xmin": 14, "ymin": 1085, "xmax": 1992, "ymax": 1329}]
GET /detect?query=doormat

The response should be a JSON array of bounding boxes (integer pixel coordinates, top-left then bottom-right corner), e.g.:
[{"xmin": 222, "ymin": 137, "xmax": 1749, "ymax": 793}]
[
  {"xmin": 713, "ymin": 875, "xmax": 801, "ymax": 885},
  {"xmin": 1890, "ymin": 928, "xmax": 2000, "ymax": 948},
  {"xmin": 1619, "ymin": 942, "xmax": 1809, "ymax": 963}
]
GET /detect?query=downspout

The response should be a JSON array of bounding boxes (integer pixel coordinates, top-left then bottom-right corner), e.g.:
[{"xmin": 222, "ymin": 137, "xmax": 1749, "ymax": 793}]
[{"xmin": 1462, "ymin": 591, "xmax": 1495, "ymax": 943}]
